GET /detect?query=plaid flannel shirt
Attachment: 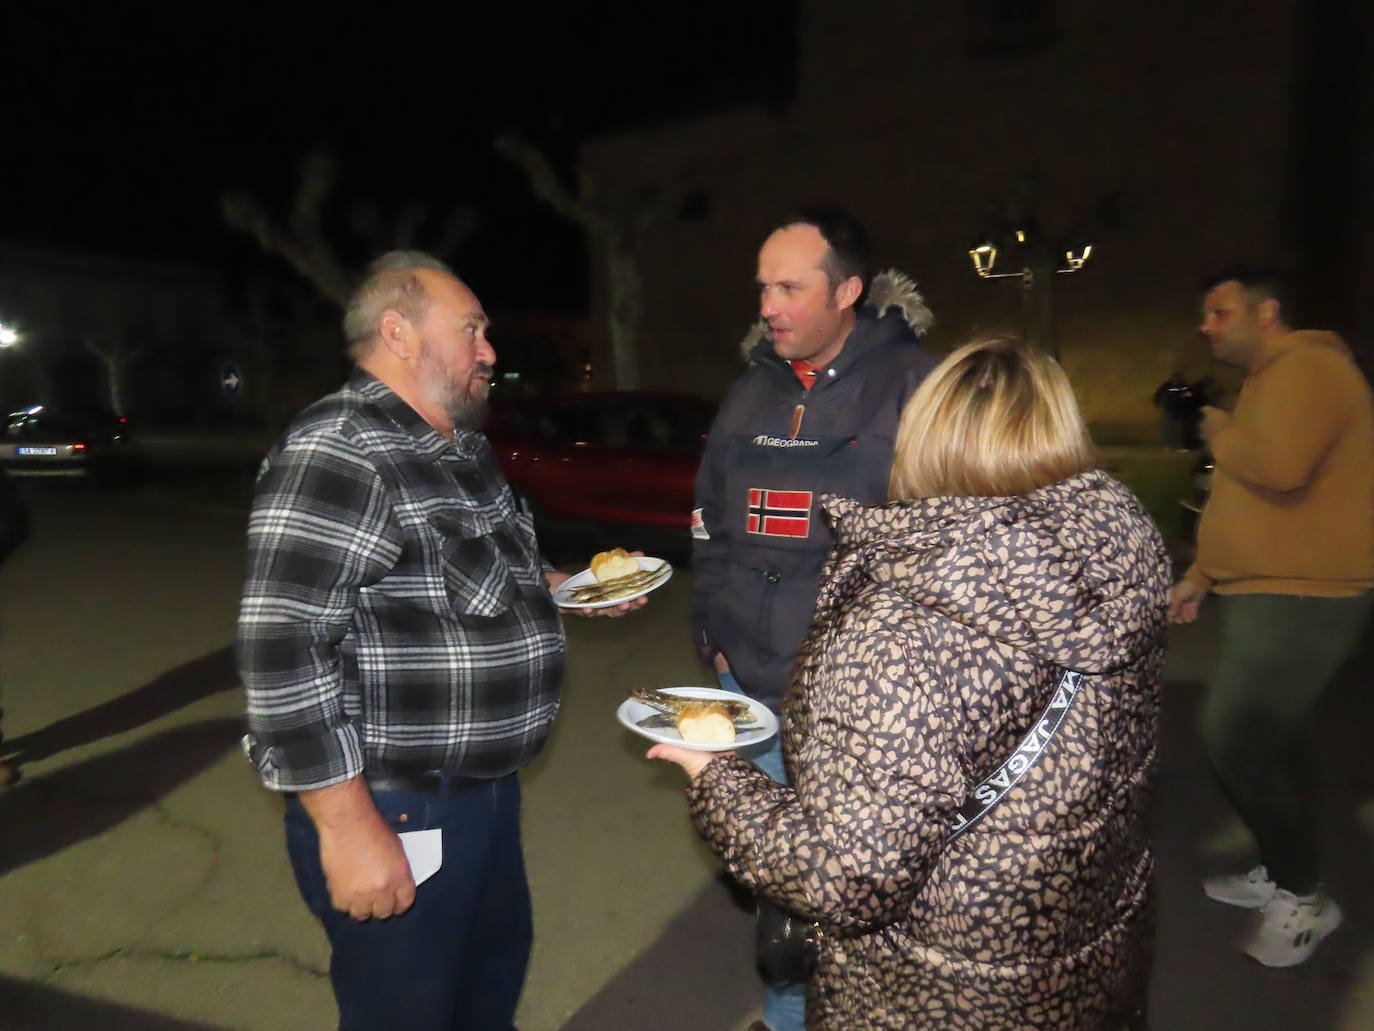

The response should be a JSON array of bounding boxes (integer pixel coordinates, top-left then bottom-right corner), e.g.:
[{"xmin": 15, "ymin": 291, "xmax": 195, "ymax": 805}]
[{"xmin": 237, "ymin": 370, "xmax": 565, "ymax": 792}]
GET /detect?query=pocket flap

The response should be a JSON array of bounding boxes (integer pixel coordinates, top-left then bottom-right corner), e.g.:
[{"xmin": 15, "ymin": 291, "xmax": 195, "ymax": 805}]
[{"xmin": 441, "ymin": 534, "xmax": 519, "ymax": 617}]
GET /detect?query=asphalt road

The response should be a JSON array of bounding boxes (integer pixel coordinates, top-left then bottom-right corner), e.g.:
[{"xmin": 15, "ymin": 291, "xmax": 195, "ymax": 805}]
[{"xmin": 0, "ymin": 474, "xmax": 1371, "ymax": 1029}]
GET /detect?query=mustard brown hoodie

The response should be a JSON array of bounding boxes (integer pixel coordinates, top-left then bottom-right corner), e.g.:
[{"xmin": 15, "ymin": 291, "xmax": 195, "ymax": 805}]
[{"xmin": 1186, "ymin": 330, "xmax": 1374, "ymax": 597}]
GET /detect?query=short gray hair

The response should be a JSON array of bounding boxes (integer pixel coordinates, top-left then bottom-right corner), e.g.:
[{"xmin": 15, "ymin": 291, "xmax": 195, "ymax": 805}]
[{"xmin": 343, "ymin": 251, "xmax": 455, "ymax": 360}]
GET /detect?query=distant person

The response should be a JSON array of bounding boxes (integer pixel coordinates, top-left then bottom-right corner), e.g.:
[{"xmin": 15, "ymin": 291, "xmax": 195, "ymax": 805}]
[
  {"xmin": 689, "ymin": 205, "xmax": 934, "ymax": 1031},
  {"xmin": 1152, "ymin": 370, "xmax": 1203, "ymax": 449},
  {"xmin": 237, "ymin": 251, "xmax": 641, "ymax": 1031},
  {"xmin": 655, "ymin": 337, "xmax": 1169, "ymax": 1030},
  {"xmin": 0, "ymin": 465, "xmax": 28, "ymax": 786},
  {"xmin": 1171, "ymin": 264, "xmax": 1374, "ymax": 967},
  {"xmin": 1183, "ymin": 375, "xmax": 1215, "ymax": 449}
]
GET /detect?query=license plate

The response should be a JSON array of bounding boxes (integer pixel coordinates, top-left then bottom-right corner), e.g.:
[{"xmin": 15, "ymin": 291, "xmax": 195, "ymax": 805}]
[{"xmin": 16, "ymin": 447, "xmax": 58, "ymax": 456}]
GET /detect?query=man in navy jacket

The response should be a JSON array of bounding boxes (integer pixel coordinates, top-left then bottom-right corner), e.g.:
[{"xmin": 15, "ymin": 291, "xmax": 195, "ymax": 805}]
[{"xmin": 690, "ymin": 205, "xmax": 934, "ymax": 1031}]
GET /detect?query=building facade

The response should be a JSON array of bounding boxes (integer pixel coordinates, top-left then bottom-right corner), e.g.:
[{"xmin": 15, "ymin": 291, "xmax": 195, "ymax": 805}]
[{"xmin": 580, "ymin": 0, "xmax": 1370, "ymax": 438}]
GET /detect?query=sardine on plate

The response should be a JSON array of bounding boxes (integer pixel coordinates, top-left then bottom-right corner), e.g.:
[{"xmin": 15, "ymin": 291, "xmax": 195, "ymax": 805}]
[
  {"xmin": 566, "ymin": 563, "xmax": 670, "ymax": 604},
  {"xmin": 629, "ymin": 688, "xmax": 756, "ymax": 726}
]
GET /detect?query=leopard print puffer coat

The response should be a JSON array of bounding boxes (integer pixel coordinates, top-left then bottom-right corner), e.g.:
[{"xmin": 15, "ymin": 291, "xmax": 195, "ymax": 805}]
[{"xmin": 687, "ymin": 470, "xmax": 1170, "ymax": 1030}]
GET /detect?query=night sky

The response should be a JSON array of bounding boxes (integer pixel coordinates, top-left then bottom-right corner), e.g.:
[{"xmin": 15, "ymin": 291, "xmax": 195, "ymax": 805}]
[{"xmin": 1, "ymin": 7, "xmax": 796, "ymax": 312}]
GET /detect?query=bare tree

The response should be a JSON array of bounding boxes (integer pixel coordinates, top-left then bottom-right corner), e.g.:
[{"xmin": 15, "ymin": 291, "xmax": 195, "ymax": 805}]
[
  {"xmin": 221, "ymin": 150, "xmax": 478, "ymax": 306},
  {"xmin": 83, "ymin": 332, "xmax": 144, "ymax": 417},
  {"xmin": 496, "ymin": 133, "xmax": 703, "ymax": 389}
]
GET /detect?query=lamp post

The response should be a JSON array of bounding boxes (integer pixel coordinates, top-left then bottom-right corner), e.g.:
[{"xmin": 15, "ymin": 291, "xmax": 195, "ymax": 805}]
[
  {"xmin": 967, "ymin": 224, "xmax": 1092, "ymax": 360},
  {"xmin": 0, "ymin": 322, "xmax": 20, "ymax": 348}
]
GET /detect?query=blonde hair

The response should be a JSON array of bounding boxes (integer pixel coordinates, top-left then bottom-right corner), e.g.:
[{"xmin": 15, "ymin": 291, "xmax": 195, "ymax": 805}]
[{"xmin": 889, "ymin": 336, "xmax": 1097, "ymax": 501}]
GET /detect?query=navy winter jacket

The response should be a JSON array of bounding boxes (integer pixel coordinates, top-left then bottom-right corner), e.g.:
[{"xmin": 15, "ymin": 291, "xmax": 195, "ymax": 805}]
[{"xmin": 691, "ymin": 271, "xmax": 935, "ymax": 711}]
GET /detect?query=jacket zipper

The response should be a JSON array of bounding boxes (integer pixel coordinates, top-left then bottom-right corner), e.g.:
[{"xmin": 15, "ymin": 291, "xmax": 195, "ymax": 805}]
[
  {"xmin": 786, "ymin": 361, "xmax": 841, "ymax": 439},
  {"xmin": 758, "ymin": 568, "xmax": 781, "ymax": 650},
  {"xmin": 789, "ymin": 378, "xmax": 817, "ymax": 439}
]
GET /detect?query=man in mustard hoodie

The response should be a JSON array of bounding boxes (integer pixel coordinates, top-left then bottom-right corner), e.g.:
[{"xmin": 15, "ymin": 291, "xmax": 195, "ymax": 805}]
[{"xmin": 1170, "ymin": 264, "xmax": 1374, "ymax": 968}]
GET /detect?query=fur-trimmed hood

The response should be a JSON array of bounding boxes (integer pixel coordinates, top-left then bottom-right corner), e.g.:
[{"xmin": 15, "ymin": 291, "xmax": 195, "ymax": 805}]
[{"xmin": 739, "ymin": 268, "xmax": 934, "ymax": 358}]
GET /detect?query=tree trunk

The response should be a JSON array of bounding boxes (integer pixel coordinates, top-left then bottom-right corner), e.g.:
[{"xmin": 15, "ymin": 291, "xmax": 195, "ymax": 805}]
[
  {"xmin": 497, "ymin": 134, "xmax": 670, "ymax": 390},
  {"xmin": 606, "ymin": 240, "xmax": 642, "ymax": 389},
  {"xmin": 84, "ymin": 337, "xmax": 129, "ymax": 416},
  {"xmin": 106, "ymin": 355, "xmax": 126, "ymax": 417}
]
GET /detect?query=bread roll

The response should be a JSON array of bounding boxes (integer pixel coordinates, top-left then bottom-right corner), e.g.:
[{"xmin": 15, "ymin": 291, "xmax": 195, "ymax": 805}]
[
  {"xmin": 591, "ymin": 547, "xmax": 638, "ymax": 582},
  {"xmin": 675, "ymin": 701, "xmax": 736, "ymax": 745}
]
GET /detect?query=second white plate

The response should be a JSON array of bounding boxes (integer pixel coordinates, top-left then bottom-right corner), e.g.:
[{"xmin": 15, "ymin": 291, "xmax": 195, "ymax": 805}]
[{"xmin": 616, "ymin": 686, "xmax": 778, "ymax": 752}]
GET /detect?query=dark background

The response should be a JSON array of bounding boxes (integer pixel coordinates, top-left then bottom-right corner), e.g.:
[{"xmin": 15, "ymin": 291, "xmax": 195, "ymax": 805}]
[
  {"xmin": 0, "ymin": 6, "xmax": 797, "ymax": 313},
  {"xmin": 1, "ymin": 1, "xmax": 1370, "ymax": 432}
]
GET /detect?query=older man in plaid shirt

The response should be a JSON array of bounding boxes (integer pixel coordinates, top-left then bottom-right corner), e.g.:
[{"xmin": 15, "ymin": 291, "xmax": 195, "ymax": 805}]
[{"xmin": 238, "ymin": 252, "xmax": 641, "ymax": 1031}]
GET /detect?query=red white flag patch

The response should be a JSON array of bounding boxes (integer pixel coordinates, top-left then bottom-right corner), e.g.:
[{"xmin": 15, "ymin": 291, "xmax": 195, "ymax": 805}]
[{"xmin": 746, "ymin": 488, "xmax": 813, "ymax": 538}]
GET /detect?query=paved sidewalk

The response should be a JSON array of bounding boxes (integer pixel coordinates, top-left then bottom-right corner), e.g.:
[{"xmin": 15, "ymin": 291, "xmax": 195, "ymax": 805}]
[{"xmin": 0, "ymin": 483, "xmax": 756, "ymax": 1030}]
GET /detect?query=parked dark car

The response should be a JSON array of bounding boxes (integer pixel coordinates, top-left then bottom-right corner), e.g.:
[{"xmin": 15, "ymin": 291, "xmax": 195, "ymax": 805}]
[
  {"xmin": 0, "ymin": 404, "xmax": 138, "ymax": 479},
  {"xmin": 485, "ymin": 392, "xmax": 715, "ymax": 531}
]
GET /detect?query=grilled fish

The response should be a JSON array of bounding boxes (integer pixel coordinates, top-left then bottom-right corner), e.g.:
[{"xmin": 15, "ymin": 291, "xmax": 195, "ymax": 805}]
[
  {"xmin": 566, "ymin": 563, "xmax": 670, "ymax": 604},
  {"xmin": 629, "ymin": 688, "xmax": 755, "ymax": 725}
]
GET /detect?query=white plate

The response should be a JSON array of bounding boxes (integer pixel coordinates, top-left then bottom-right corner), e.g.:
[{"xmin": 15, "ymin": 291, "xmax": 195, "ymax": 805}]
[
  {"xmin": 617, "ymin": 686, "xmax": 778, "ymax": 752},
  {"xmin": 553, "ymin": 556, "xmax": 673, "ymax": 610}
]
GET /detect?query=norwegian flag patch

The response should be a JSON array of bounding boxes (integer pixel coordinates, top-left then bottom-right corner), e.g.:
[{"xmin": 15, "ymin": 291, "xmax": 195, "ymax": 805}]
[
  {"xmin": 691, "ymin": 507, "xmax": 710, "ymax": 540},
  {"xmin": 746, "ymin": 488, "xmax": 813, "ymax": 538}
]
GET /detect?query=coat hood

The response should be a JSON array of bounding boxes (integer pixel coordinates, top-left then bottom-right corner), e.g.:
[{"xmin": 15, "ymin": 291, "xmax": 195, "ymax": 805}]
[
  {"xmin": 738, "ymin": 268, "xmax": 934, "ymax": 358},
  {"xmin": 817, "ymin": 470, "xmax": 1170, "ymax": 674}
]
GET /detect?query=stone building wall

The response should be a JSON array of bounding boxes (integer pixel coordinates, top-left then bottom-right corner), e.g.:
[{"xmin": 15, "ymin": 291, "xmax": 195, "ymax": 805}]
[{"xmin": 581, "ymin": 0, "xmax": 1315, "ymax": 439}]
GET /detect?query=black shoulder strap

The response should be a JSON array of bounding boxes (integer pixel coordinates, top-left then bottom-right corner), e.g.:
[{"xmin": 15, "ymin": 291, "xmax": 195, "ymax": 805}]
[{"xmin": 948, "ymin": 669, "xmax": 1083, "ymax": 842}]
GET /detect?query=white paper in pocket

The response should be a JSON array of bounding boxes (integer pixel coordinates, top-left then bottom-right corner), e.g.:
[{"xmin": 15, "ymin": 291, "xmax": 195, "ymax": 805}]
[{"xmin": 398, "ymin": 828, "xmax": 442, "ymax": 886}]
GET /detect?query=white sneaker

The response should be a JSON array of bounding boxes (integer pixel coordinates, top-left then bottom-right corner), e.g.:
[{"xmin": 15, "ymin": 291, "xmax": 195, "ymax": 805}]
[
  {"xmin": 1203, "ymin": 864, "xmax": 1276, "ymax": 908},
  {"xmin": 1243, "ymin": 889, "xmax": 1343, "ymax": 967}
]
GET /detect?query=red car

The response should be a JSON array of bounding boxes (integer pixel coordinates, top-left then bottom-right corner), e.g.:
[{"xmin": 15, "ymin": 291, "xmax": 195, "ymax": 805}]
[{"xmin": 486, "ymin": 392, "xmax": 714, "ymax": 531}]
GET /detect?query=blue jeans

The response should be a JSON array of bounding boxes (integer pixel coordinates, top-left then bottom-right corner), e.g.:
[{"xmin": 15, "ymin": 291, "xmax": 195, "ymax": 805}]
[
  {"xmin": 285, "ymin": 775, "xmax": 531, "ymax": 1031},
  {"xmin": 719, "ymin": 671, "xmax": 807, "ymax": 1031}
]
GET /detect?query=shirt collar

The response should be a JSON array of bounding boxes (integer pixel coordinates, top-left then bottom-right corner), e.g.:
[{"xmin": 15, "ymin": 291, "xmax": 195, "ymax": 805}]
[{"xmin": 348, "ymin": 368, "xmax": 484, "ymax": 460}]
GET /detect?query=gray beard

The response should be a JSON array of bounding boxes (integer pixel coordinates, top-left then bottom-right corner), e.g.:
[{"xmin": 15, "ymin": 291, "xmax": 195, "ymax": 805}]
[
  {"xmin": 440, "ymin": 360, "xmax": 494, "ymax": 431},
  {"xmin": 445, "ymin": 393, "xmax": 489, "ymax": 431}
]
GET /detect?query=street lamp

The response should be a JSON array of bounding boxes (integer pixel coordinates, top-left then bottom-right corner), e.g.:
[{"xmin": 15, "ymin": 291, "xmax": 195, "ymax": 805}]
[
  {"xmin": 966, "ymin": 226, "xmax": 1093, "ymax": 359},
  {"xmin": 0, "ymin": 322, "xmax": 20, "ymax": 348},
  {"xmin": 1063, "ymin": 245, "xmax": 1092, "ymax": 271},
  {"xmin": 969, "ymin": 242, "xmax": 1002, "ymax": 277}
]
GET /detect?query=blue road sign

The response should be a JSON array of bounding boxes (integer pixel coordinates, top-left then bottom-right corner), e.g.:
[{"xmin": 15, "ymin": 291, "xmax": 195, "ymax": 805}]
[{"xmin": 221, "ymin": 362, "xmax": 242, "ymax": 401}]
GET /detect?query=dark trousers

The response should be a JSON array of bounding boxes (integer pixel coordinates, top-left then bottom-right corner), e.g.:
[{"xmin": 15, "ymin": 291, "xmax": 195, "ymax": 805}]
[
  {"xmin": 285, "ymin": 774, "xmax": 532, "ymax": 1031},
  {"xmin": 1199, "ymin": 592, "xmax": 1372, "ymax": 894}
]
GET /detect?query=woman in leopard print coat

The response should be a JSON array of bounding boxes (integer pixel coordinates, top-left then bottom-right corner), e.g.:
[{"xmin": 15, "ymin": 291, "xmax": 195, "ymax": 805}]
[{"xmin": 651, "ymin": 338, "xmax": 1170, "ymax": 1029}]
